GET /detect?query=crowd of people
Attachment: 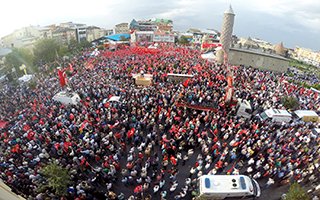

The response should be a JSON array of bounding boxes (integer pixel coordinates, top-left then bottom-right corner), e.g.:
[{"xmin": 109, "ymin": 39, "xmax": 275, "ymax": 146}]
[{"xmin": 0, "ymin": 44, "xmax": 319, "ymax": 200}]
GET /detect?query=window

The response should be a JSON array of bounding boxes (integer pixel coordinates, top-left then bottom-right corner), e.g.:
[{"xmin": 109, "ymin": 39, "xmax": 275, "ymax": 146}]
[
  {"xmin": 260, "ymin": 112, "xmax": 268, "ymax": 120},
  {"xmin": 252, "ymin": 180, "xmax": 258, "ymax": 196}
]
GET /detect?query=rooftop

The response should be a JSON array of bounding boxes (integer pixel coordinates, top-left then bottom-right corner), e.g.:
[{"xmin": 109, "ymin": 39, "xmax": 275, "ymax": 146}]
[
  {"xmin": 0, "ymin": 48, "xmax": 12, "ymax": 57},
  {"xmin": 231, "ymin": 47, "xmax": 289, "ymax": 61},
  {"xmin": 200, "ymin": 175, "xmax": 253, "ymax": 194},
  {"xmin": 105, "ymin": 33, "xmax": 130, "ymax": 41},
  {"xmin": 225, "ymin": 5, "xmax": 235, "ymax": 15}
]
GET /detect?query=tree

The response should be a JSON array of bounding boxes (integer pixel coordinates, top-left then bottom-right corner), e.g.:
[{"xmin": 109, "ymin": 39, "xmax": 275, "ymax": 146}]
[
  {"xmin": 33, "ymin": 39, "xmax": 61, "ymax": 64},
  {"xmin": 79, "ymin": 40, "xmax": 91, "ymax": 49},
  {"xmin": 281, "ymin": 96, "xmax": 300, "ymax": 110},
  {"xmin": 39, "ymin": 162, "xmax": 71, "ymax": 196},
  {"xmin": 58, "ymin": 45, "xmax": 70, "ymax": 57},
  {"xmin": 285, "ymin": 182, "xmax": 311, "ymax": 200},
  {"xmin": 4, "ymin": 48, "xmax": 34, "ymax": 75},
  {"xmin": 178, "ymin": 36, "xmax": 190, "ymax": 45}
]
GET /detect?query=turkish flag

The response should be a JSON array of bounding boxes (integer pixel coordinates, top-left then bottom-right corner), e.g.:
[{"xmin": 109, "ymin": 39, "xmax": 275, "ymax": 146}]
[
  {"xmin": 27, "ymin": 131, "xmax": 35, "ymax": 140},
  {"xmin": 57, "ymin": 69, "xmax": 67, "ymax": 87},
  {"xmin": 23, "ymin": 124, "xmax": 31, "ymax": 132},
  {"xmin": 183, "ymin": 78, "xmax": 190, "ymax": 87}
]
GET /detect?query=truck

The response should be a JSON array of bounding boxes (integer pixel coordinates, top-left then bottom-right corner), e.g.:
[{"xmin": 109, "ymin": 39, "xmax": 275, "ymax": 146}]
[
  {"xmin": 293, "ymin": 110, "xmax": 319, "ymax": 122},
  {"xmin": 198, "ymin": 175, "xmax": 261, "ymax": 200},
  {"xmin": 236, "ymin": 99, "xmax": 253, "ymax": 119},
  {"xmin": 256, "ymin": 109, "xmax": 292, "ymax": 123}
]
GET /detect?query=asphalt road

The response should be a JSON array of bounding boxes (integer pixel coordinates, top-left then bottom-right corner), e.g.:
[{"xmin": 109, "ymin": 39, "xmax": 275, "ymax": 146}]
[{"xmin": 111, "ymin": 140, "xmax": 291, "ymax": 200}]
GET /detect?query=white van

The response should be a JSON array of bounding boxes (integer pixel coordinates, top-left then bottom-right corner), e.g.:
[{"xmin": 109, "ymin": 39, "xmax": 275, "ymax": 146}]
[
  {"xmin": 236, "ymin": 99, "xmax": 252, "ymax": 119},
  {"xmin": 198, "ymin": 175, "xmax": 261, "ymax": 200},
  {"xmin": 53, "ymin": 91, "xmax": 81, "ymax": 105},
  {"xmin": 257, "ymin": 109, "xmax": 292, "ymax": 123}
]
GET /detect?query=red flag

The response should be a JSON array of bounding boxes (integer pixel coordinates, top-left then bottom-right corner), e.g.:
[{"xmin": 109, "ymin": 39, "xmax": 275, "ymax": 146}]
[
  {"xmin": 69, "ymin": 113, "xmax": 75, "ymax": 121},
  {"xmin": 201, "ymin": 43, "xmax": 222, "ymax": 49},
  {"xmin": 27, "ymin": 131, "xmax": 35, "ymax": 140},
  {"xmin": 32, "ymin": 99, "xmax": 37, "ymax": 112},
  {"xmin": 57, "ymin": 69, "xmax": 67, "ymax": 87},
  {"xmin": 11, "ymin": 144, "xmax": 20, "ymax": 153},
  {"xmin": 170, "ymin": 156, "xmax": 177, "ymax": 165},
  {"xmin": 299, "ymin": 87, "xmax": 305, "ymax": 95},
  {"xmin": 63, "ymin": 142, "xmax": 72, "ymax": 152},
  {"xmin": 23, "ymin": 124, "xmax": 31, "ymax": 132},
  {"xmin": 227, "ymin": 163, "xmax": 236, "ymax": 174},
  {"xmin": 157, "ymin": 106, "xmax": 162, "ymax": 115},
  {"xmin": 127, "ymin": 128, "xmax": 135, "ymax": 138},
  {"xmin": 134, "ymin": 185, "xmax": 143, "ymax": 193},
  {"xmin": 69, "ymin": 63, "xmax": 74, "ymax": 72},
  {"xmin": 183, "ymin": 78, "xmax": 190, "ymax": 87},
  {"xmin": 227, "ymin": 76, "xmax": 233, "ymax": 87}
]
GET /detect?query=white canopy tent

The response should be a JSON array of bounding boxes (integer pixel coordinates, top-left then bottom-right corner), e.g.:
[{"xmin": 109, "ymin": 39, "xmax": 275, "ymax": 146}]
[
  {"xmin": 18, "ymin": 74, "xmax": 33, "ymax": 82},
  {"xmin": 201, "ymin": 51, "xmax": 216, "ymax": 61},
  {"xmin": 103, "ymin": 96, "xmax": 121, "ymax": 104}
]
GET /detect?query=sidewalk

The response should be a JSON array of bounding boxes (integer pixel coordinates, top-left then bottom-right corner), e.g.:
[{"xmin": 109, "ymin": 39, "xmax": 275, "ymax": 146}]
[{"xmin": 0, "ymin": 180, "xmax": 25, "ymax": 200}]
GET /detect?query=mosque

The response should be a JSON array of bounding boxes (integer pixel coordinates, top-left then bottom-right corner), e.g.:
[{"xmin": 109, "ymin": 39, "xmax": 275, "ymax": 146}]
[{"xmin": 216, "ymin": 5, "xmax": 289, "ymax": 73}]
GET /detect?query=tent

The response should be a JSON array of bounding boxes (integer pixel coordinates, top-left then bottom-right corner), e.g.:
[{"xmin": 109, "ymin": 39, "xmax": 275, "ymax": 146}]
[
  {"xmin": 105, "ymin": 34, "xmax": 130, "ymax": 42},
  {"xmin": 132, "ymin": 73, "xmax": 153, "ymax": 86},
  {"xmin": 201, "ymin": 51, "xmax": 216, "ymax": 61},
  {"xmin": 18, "ymin": 74, "xmax": 33, "ymax": 82},
  {"xmin": 53, "ymin": 91, "xmax": 81, "ymax": 105},
  {"xmin": 108, "ymin": 96, "xmax": 121, "ymax": 102},
  {"xmin": 102, "ymin": 96, "xmax": 121, "ymax": 104}
]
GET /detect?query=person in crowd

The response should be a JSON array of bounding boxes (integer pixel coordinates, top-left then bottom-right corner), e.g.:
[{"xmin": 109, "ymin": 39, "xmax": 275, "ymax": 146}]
[{"xmin": 0, "ymin": 44, "xmax": 319, "ymax": 199}]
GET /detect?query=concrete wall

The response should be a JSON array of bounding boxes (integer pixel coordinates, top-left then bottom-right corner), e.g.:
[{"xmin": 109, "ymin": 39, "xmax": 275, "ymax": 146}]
[{"xmin": 229, "ymin": 48, "xmax": 289, "ymax": 72}]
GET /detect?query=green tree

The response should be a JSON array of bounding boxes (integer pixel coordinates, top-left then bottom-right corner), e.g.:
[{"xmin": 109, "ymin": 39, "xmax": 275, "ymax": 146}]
[
  {"xmin": 58, "ymin": 45, "xmax": 70, "ymax": 57},
  {"xmin": 281, "ymin": 96, "xmax": 300, "ymax": 110},
  {"xmin": 178, "ymin": 35, "xmax": 190, "ymax": 45},
  {"xmin": 285, "ymin": 182, "xmax": 311, "ymax": 200},
  {"xmin": 39, "ymin": 162, "xmax": 71, "ymax": 196},
  {"xmin": 79, "ymin": 40, "xmax": 91, "ymax": 49},
  {"xmin": 4, "ymin": 48, "xmax": 34, "ymax": 75},
  {"xmin": 33, "ymin": 39, "xmax": 61, "ymax": 64},
  {"xmin": 28, "ymin": 80, "xmax": 37, "ymax": 90}
]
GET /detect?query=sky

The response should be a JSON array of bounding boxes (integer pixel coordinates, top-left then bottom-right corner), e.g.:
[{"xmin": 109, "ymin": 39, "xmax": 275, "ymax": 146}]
[{"xmin": 1, "ymin": 0, "xmax": 319, "ymax": 50}]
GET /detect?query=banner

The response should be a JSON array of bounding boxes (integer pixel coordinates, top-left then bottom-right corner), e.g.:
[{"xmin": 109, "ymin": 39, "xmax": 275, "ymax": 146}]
[{"xmin": 57, "ymin": 69, "xmax": 67, "ymax": 87}]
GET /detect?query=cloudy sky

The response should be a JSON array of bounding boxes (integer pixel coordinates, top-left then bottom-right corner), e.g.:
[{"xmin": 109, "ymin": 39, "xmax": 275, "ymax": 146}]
[{"xmin": 1, "ymin": 0, "xmax": 319, "ymax": 50}]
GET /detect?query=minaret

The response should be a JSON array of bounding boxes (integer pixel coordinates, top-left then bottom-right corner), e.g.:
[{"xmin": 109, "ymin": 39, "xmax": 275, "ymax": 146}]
[{"xmin": 217, "ymin": 5, "xmax": 235, "ymax": 65}]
